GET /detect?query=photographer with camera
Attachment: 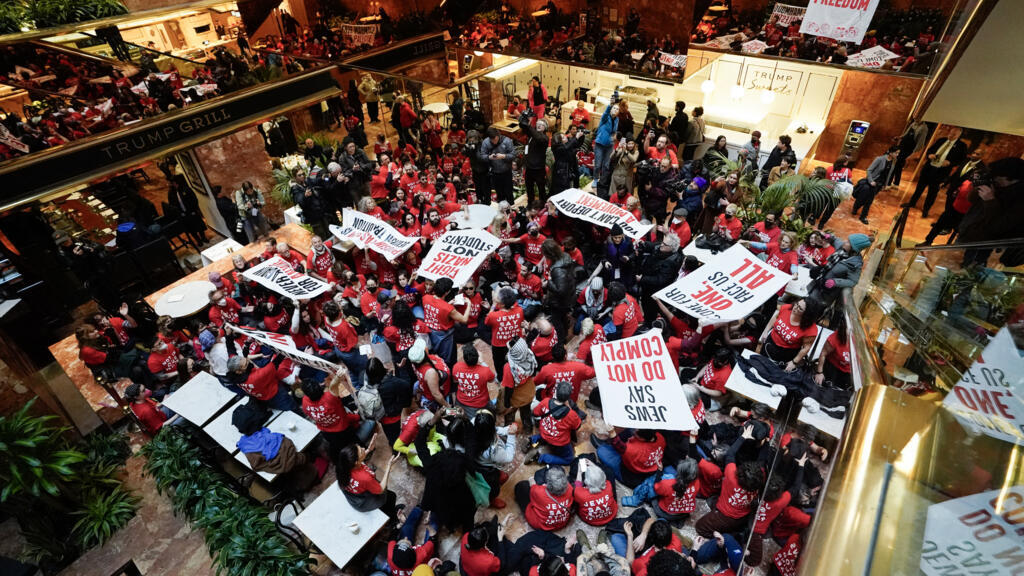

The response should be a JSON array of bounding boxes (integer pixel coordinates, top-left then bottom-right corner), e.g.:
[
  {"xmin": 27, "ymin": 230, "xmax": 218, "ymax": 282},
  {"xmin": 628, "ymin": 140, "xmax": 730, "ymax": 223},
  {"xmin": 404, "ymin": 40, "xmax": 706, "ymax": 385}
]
[
  {"xmin": 609, "ymin": 136, "xmax": 639, "ymax": 198},
  {"xmin": 289, "ymin": 167, "xmax": 329, "ymax": 239},
  {"xmin": 518, "ymin": 108, "xmax": 549, "ymax": 205},
  {"xmin": 336, "ymin": 136, "xmax": 376, "ymax": 206},
  {"xmin": 479, "ymin": 127, "xmax": 516, "ymax": 204},
  {"xmin": 641, "ymin": 156, "xmax": 681, "ymax": 224},
  {"xmin": 551, "ymin": 128, "xmax": 586, "ymax": 196},
  {"xmin": 465, "ymin": 130, "xmax": 491, "ymax": 203},
  {"xmin": 235, "ymin": 181, "xmax": 270, "ymax": 242}
]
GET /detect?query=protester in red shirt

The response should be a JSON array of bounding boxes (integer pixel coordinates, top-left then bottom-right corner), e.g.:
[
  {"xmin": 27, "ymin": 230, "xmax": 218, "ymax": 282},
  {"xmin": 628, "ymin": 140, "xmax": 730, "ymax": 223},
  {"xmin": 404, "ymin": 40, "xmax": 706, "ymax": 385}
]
[
  {"xmin": 815, "ymin": 323, "xmax": 852, "ymax": 390},
  {"xmin": 226, "ymin": 354, "xmax": 296, "ymax": 411},
  {"xmin": 514, "ymin": 465, "xmax": 573, "ymax": 531},
  {"xmin": 421, "ymin": 278, "xmax": 468, "ymax": 368},
  {"xmin": 146, "ymin": 337, "xmax": 180, "ymax": 383},
  {"xmin": 386, "ymin": 505, "xmax": 437, "ymax": 576},
  {"xmin": 460, "ymin": 522, "xmax": 503, "ymax": 576},
  {"xmin": 454, "ymin": 281, "xmax": 484, "ymax": 343},
  {"xmin": 695, "ymin": 425, "xmax": 766, "ymax": 537},
  {"xmin": 526, "ymin": 382, "xmax": 581, "ymax": 467},
  {"xmin": 575, "ymin": 318, "xmax": 606, "ymax": 364},
  {"xmin": 305, "ymin": 235, "xmax": 336, "ymax": 281},
  {"xmin": 300, "ymin": 373, "xmax": 361, "ymax": 455},
  {"xmin": 608, "ymin": 282, "xmax": 642, "ymax": 340},
  {"xmin": 407, "ymin": 339, "xmax": 452, "ymax": 409},
  {"xmin": 208, "ymin": 289, "xmax": 244, "ymax": 328},
  {"xmin": 751, "ymin": 213, "xmax": 783, "ymax": 245},
  {"xmin": 693, "ymin": 348, "xmax": 734, "ymax": 410},
  {"xmin": 569, "ymin": 101, "xmax": 591, "ymax": 127},
  {"xmin": 628, "ymin": 519, "xmax": 686, "ymax": 576},
  {"xmin": 715, "ymin": 204, "xmax": 744, "ymax": 241},
  {"xmin": 759, "ymin": 299, "xmax": 822, "ymax": 370},
  {"xmin": 503, "ymin": 222, "xmax": 547, "ymax": 266},
  {"xmin": 572, "ymin": 458, "xmax": 617, "ymax": 526},
  {"xmin": 336, "ymin": 443, "xmax": 400, "ymax": 517},
  {"xmin": 646, "ymin": 133, "xmax": 679, "ymax": 168},
  {"xmin": 535, "ymin": 344, "xmax": 596, "ymax": 402},
  {"xmin": 451, "ymin": 344, "xmax": 495, "ymax": 415},
  {"xmin": 485, "ymin": 288, "xmax": 524, "ymax": 380},
  {"xmin": 125, "ymin": 382, "xmax": 169, "ymax": 435}
]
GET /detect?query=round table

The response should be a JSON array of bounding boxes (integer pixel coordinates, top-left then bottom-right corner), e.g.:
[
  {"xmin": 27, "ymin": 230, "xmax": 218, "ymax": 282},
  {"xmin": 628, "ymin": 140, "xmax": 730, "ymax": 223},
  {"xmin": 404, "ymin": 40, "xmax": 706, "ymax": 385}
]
[
  {"xmin": 154, "ymin": 281, "xmax": 216, "ymax": 318},
  {"xmin": 421, "ymin": 102, "xmax": 450, "ymax": 115},
  {"xmin": 449, "ymin": 204, "xmax": 499, "ymax": 230}
]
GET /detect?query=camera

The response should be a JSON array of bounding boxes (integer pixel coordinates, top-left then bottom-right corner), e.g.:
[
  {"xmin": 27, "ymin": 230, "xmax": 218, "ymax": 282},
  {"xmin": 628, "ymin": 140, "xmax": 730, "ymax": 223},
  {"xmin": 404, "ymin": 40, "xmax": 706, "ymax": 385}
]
[{"xmin": 635, "ymin": 158, "xmax": 659, "ymax": 179}]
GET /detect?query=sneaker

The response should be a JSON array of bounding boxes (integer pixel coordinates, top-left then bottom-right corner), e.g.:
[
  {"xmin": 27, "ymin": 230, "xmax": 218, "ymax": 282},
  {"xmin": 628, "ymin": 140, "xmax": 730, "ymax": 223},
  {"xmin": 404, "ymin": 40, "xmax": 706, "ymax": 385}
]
[
  {"xmin": 490, "ymin": 497, "xmax": 507, "ymax": 509},
  {"xmin": 523, "ymin": 447, "xmax": 540, "ymax": 464},
  {"xmin": 576, "ymin": 529, "xmax": 592, "ymax": 551},
  {"xmin": 598, "ymin": 529, "xmax": 610, "ymax": 547}
]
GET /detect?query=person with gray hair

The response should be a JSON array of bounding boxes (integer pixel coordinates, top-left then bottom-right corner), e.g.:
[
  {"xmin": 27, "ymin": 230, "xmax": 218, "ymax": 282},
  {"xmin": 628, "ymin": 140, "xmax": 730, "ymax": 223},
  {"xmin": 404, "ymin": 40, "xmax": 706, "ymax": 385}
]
[
  {"xmin": 519, "ymin": 110, "xmax": 550, "ymax": 205},
  {"xmin": 638, "ymin": 232, "xmax": 684, "ymax": 324},
  {"xmin": 572, "ymin": 457, "xmax": 618, "ymax": 526},
  {"xmin": 525, "ymin": 381, "xmax": 582, "ymax": 466},
  {"xmin": 514, "ymin": 465, "xmax": 574, "ymax": 531},
  {"xmin": 225, "ymin": 353, "xmax": 297, "ymax": 412}
]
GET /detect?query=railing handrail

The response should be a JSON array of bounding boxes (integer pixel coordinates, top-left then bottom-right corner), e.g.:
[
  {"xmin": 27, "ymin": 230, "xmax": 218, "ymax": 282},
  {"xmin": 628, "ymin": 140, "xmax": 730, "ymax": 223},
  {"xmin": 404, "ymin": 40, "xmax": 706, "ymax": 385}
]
[
  {"xmin": 76, "ymin": 31, "xmax": 207, "ymax": 67},
  {"xmin": 894, "ymin": 237, "xmax": 1024, "ymax": 252}
]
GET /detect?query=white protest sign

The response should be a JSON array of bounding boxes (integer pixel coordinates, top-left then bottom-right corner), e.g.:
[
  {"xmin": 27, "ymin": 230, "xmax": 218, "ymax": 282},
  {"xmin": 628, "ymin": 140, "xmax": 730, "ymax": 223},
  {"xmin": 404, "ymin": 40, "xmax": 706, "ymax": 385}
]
[
  {"xmin": 340, "ymin": 23, "xmax": 378, "ymax": 47},
  {"xmin": 741, "ymin": 39, "xmax": 768, "ymax": 54},
  {"xmin": 0, "ymin": 124, "xmax": 29, "ymax": 153},
  {"xmin": 657, "ymin": 52, "xmax": 687, "ymax": 69},
  {"xmin": 846, "ymin": 45, "xmax": 899, "ymax": 68},
  {"xmin": 800, "ymin": 0, "xmax": 880, "ymax": 44},
  {"xmin": 331, "ymin": 209, "xmax": 418, "ymax": 262},
  {"xmin": 920, "ymin": 485, "xmax": 1024, "ymax": 576},
  {"xmin": 549, "ymin": 188, "xmax": 653, "ymax": 240},
  {"xmin": 771, "ymin": 3, "xmax": 807, "ymax": 27},
  {"xmin": 418, "ymin": 228, "xmax": 499, "ymax": 287},
  {"xmin": 228, "ymin": 324, "xmax": 341, "ymax": 375},
  {"xmin": 593, "ymin": 330, "xmax": 697, "ymax": 431},
  {"xmin": 243, "ymin": 255, "xmax": 332, "ymax": 299},
  {"xmin": 942, "ymin": 327, "xmax": 1024, "ymax": 445},
  {"xmin": 655, "ymin": 244, "xmax": 790, "ymax": 323}
]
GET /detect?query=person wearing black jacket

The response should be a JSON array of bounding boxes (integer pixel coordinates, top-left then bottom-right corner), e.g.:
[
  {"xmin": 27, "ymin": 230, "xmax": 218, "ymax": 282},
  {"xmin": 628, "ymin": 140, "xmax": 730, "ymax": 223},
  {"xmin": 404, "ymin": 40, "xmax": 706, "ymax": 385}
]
[
  {"xmin": 669, "ymin": 101, "xmax": 688, "ymax": 147},
  {"xmin": 551, "ymin": 131, "xmax": 585, "ymax": 195},
  {"xmin": 167, "ymin": 179, "xmax": 207, "ymax": 246},
  {"xmin": 904, "ymin": 126, "xmax": 968, "ymax": 218},
  {"xmin": 366, "ymin": 358, "xmax": 414, "ymax": 446},
  {"xmin": 638, "ymin": 234, "xmax": 683, "ymax": 323},
  {"xmin": 520, "ymin": 113, "xmax": 550, "ymax": 206},
  {"xmin": 290, "ymin": 167, "xmax": 329, "ymax": 239},
  {"xmin": 336, "ymin": 137, "xmax": 375, "ymax": 204},
  {"xmin": 541, "ymin": 239, "xmax": 577, "ymax": 343},
  {"xmin": 759, "ymin": 135, "xmax": 797, "ymax": 189},
  {"xmin": 465, "ymin": 130, "xmax": 491, "ymax": 203}
]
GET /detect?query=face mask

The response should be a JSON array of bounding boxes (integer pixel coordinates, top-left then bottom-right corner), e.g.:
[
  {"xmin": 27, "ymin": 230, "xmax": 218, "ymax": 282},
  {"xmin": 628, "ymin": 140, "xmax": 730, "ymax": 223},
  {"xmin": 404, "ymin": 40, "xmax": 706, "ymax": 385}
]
[
  {"xmin": 367, "ymin": 286, "xmax": 378, "ymax": 293},
  {"xmin": 217, "ymin": 298, "xmax": 227, "ymax": 306},
  {"xmin": 529, "ymin": 230, "xmax": 539, "ymax": 237},
  {"xmin": 766, "ymin": 221, "xmax": 776, "ymax": 228}
]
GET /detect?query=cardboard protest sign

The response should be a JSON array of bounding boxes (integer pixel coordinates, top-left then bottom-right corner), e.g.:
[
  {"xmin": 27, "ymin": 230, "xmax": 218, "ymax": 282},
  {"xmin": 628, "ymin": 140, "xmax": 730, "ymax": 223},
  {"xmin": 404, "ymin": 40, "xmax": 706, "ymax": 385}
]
[
  {"xmin": 770, "ymin": 3, "xmax": 807, "ymax": 26},
  {"xmin": 741, "ymin": 39, "xmax": 768, "ymax": 54},
  {"xmin": 921, "ymin": 485, "xmax": 1024, "ymax": 576},
  {"xmin": 654, "ymin": 244, "xmax": 791, "ymax": 323},
  {"xmin": 846, "ymin": 45, "xmax": 899, "ymax": 68},
  {"xmin": 657, "ymin": 52, "xmax": 687, "ymax": 69},
  {"xmin": 418, "ymin": 229, "xmax": 499, "ymax": 287},
  {"xmin": 0, "ymin": 124, "xmax": 29, "ymax": 153},
  {"xmin": 592, "ymin": 330, "xmax": 697, "ymax": 431},
  {"xmin": 800, "ymin": 0, "xmax": 880, "ymax": 44},
  {"xmin": 549, "ymin": 188, "xmax": 653, "ymax": 240},
  {"xmin": 243, "ymin": 255, "xmax": 331, "ymax": 299},
  {"xmin": 331, "ymin": 209, "xmax": 418, "ymax": 261},
  {"xmin": 228, "ymin": 324, "xmax": 341, "ymax": 375},
  {"xmin": 942, "ymin": 327, "xmax": 1024, "ymax": 445}
]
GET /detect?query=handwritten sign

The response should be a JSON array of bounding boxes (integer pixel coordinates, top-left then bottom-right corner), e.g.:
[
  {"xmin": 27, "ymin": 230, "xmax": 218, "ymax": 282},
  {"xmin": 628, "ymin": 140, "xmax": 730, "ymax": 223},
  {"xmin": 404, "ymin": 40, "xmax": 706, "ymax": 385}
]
[
  {"xmin": 654, "ymin": 244, "xmax": 790, "ymax": 323},
  {"xmin": 921, "ymin": 486, "xmax": 1024, "ymax": 576},
  {"xmin": 846, "ymin": 45, "xmax": 900, "ymax": 68},
  {"xmin": 549, "ymin": 188, "xmax": 653, "ymax": 240},
  {"xmin": 657, "ymin": 52, "xmax": 687, "ymax": 69},
  {"xmin": 770, "ymin": 3, "xmax": 807, "ymax": 27},
  {"xmin": 593, "ymin": 331, "xmax": 697, "ymax": 431},
  {"xmin": 943, "ymin": 327, "xmax": 1024, "ymax": 445},
  {"xmin": 243, "ymin": 255, "xmax": 331, "ymax": 299},
  {"xmin": 800, "ymin": 0, "xmax": 880, "ymax": 44},
  {"xmin": 418, "ymin": 229, "xmax": 499, "ymax": 287},
  {"xmin": 228, "ymin": 324, "xmax": 341, "ymax": 376},
  {"xmin": 331, "ymin": 209, "xmax": 418, "ymax": 261}
]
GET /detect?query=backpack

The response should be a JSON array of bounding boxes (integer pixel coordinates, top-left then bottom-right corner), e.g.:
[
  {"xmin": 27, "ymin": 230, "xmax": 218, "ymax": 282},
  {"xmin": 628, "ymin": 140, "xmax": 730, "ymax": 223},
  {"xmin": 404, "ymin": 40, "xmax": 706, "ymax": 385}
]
[{"xmin": 355, "ymin": 385, "xmax": 384, "ymax": 421}]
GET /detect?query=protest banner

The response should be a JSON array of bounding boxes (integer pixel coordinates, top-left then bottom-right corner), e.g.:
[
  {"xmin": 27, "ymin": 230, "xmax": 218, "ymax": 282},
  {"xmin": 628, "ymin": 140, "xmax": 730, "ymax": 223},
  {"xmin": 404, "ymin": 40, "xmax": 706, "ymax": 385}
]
[
  {"xmin": 770, "ymin": 3, "xmax": 807, "ymax": 26},
  {"xmin": 0, "ymin": 125, "xmax": 29, "ymax": 153},
  {"xmin": 228, "ymin": 324, "xmax": 340, "ymax": 375},
  {"xmin": 340, "ymin": 23, "xmax": 378, "ymax": 47},
  {"xmin": 657, "ymin": 52, "xmax": 688, "ymax": 69},
  {"xmin": 846, "ymin": 45, "xmax": 899, "ymax": 68},
  {"xmin": 654, "ymin": 244, "xmax": 791, "ymax": 323},
  {"xmin": 592, "ymin": 330, "xmax": 697, "ymax": 431},
  {"xmin": 741, "ymin": 39, "xmax": 768, "ymax": 54},
  {"xmin": 549, "ymin": 188, "xmax": 653, "ymax": 240},
  {"xmin": 800, "ymin": 0, "xmax": 880, "ymax": 44},
  {"xmin": 418, "ymin": 228, "xmax": 499, "ymax": 287},
  {"xmin": 331, "ymin": 209, "xmax": 419, "ymax": 261},
  {"xmin": 942, "ymin": 327, "xmax": 1024, "ymax": 445},
  {"xmin": 243, "ymin": 255, "xmax": 332, "ymax": 299},
  {"xmin": 920, "ymin": 485, "xmax": 1024, "ymax": 576}
]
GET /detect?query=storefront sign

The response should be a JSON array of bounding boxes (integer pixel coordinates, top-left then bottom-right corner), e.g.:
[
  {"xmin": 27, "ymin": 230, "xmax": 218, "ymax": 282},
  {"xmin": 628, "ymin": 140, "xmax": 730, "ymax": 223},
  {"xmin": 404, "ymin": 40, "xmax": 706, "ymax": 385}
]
[
  {"xmin": 549, "ymin": 188, "xmax": 653, "ymax": 240},
  {"xmin": 800, "ymin": 0, "xmax": 880, "ymax": 44},
  {"xmin": 593, "ymin": 331, "xmax": 697, "ymax": 431},
  {"xmin": 418, "ymin": 228, "xmax": 499, "ymax": 287},
  {"xmin": 920, "ymin": 485, "xmax": 1024, "ymax": 576},
  {"xmin": 345, "ymin": 33, "xmax": 445, "ymax": 71},
  {"xmin": 657, "ymin": 52, "xmax": 687, "ymax": 69},
  {"xmin": 744, "ymin": 65, "xmax": 800, "ymax": 97},
  {"xmin": 943, "ymin": 328, "xmax": 1024, "ymax": 445},
  {"xmin": 654, "ymin": 244, "xmax": 790, "ymax": 323},
  {"xmin": 228, "ymin": 324, "xmax": 340, "ymax": 375},
  {"xmin": 771, "ymin": 3, "xmax": 807, "ymax": 27},
  {"xmin": 243, "ymin": 255, "xmax": 332, "ymax": 299},
  {"xmin": 331, "ymin": 209, "xmax": 418, "ymax": 261},
  {"xmin": 846, "ymin": 45, "xmax": 900, "ymax": 68}
]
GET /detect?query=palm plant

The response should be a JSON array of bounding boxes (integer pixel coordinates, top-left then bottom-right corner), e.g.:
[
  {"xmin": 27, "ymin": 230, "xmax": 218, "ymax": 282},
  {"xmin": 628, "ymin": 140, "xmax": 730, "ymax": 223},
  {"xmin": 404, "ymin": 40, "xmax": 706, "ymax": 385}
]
[
  {"xmin": 0, "ymin": 1, "xmax": 27, "ymax": 34},
  {"xmin": 26, "ymin": 0, "xmax": 127, "ymax": 28},
  {"xmin": 703, "ymin": 150, "xmax": 759, "ymax": 200}
]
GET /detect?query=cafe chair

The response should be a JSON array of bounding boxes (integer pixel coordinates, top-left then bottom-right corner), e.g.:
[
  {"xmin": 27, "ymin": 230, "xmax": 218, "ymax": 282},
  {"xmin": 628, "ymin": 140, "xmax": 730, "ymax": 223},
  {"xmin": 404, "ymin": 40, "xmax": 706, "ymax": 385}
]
[
  {"xmin": 546, "ymin": 85, "xmax": 563, "ymax": 122},
  {"xmin": 503, "ymin": 82, "xmax": 515, "ymax": 107},
  {"xmin": 155, "ymin": 213, "xmax": 200, "ymax": 253},
  {"xmin": 106, "ymin": 250, "xmax": 147, "ymax": 299},
  {"xmin": 271, "ymin": 497, "xmax": 309, "ymax": 553},
  {"xmin": 130, "ymin": 238, "xmax": 185, "ymax": 290}
]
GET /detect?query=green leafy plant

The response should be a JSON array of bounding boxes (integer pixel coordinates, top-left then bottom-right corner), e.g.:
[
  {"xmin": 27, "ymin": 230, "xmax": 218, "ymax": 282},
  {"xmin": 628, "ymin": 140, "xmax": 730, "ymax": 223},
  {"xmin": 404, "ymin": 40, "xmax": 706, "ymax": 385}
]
[
  {"xmin": 70, "ymin": 486, "xmax": 138, "ymax": 549},
  {"xmin": 81, "ymin": 431, "xmax": 131, "ymax": 469},
  {"xmin": 271, "ymin": 168, "xmax": 296, "ymax": 208},
  {"xmin": 0, "ymin": 1, "xmax": 28, "ymax": 34},
  {"xmin": 26, "ymin": 0, "xmax": 127, "ymax": 28},
  {"xmin": 0, "ymin": 401, "xmax": 85, "ymax": 503}
]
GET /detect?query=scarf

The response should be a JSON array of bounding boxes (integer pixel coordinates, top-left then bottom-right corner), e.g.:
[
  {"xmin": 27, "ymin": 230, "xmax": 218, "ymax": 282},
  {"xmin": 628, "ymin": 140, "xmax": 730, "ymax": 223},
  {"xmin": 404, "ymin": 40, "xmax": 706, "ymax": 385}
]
[
  {"xmin": 584, "ymin": 287, "xmax": 605, "ymax": 316},
  {"xmin": 237, "ymin": 428, "xmax": 284, "ymax": 460},
  {"xmin": 507, "ymin": 338, "xmax": 537, "ymax": 386}
]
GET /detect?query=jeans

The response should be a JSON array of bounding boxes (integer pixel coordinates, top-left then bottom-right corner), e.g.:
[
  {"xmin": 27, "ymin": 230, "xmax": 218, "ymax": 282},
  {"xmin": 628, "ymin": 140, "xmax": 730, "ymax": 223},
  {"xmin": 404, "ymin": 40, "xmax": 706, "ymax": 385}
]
[
  {"xmin": 397, "ymin": 505, "xmax": 427, "ymax": 543},
  {"xmin": 530, "ymin": 435, "xmax": 574, "ymax": 466},
  {"xmin": 242, "ymin": 213, "xmax": 270, "ymax": 243},
  {"xmin": 593, "ymin": 142, "xmax": 612, "ymax": 183},
  {"xmin": 337, "ymin": 348, "xmax": 368, "ymax": 389},
  {"xmin": 693, "ymin": 533, "xmax": 740, "ymax": 569},
  {"xmin": 264, "ymin": 384, "xmax": 298, "ymax": 412},
  {"xmin": 596, "ymin": 443, "xmax": 623, "ymax": 481},
  {"xmin": 429, "ymin": 328, "xmax": 456, "ymax": 368}
]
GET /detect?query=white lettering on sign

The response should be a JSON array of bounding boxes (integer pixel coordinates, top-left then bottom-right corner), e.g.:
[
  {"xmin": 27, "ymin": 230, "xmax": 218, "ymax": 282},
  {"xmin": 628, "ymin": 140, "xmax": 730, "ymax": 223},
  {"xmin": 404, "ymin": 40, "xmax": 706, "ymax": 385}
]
[{"xmin": 549, "ymin": 188, "xmax": 653, "ymax": 240}]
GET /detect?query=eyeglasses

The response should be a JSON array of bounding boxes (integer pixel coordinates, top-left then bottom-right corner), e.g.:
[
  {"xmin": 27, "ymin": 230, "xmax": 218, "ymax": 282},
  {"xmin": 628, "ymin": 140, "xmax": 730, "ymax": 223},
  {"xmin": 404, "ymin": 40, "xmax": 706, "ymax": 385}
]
[{"xmin": 463, "ymin": 286, "xmax": 475, "ymax": 291}]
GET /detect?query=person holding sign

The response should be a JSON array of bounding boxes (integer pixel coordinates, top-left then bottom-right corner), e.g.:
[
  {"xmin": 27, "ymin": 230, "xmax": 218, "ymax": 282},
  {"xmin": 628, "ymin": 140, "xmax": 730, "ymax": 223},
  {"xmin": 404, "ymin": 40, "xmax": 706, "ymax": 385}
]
[
  {"xmin": 225, "ymin": 353, "xmax": 297, "ymax": 412},
  {"xmin": 300, "ymin": 372, "xmax": 363, "ymax": 456},
  {"xmin": 607, "ymin": 281, "xmax": 643, "ymax": 340},
  {"xmin": 321, "ymin": 300, "xmax": 369, "ymax": 387},
  {"xmin": 758, "ymin": 298, "xmax": 822, "ymax": 371},
  {"xmin": 422, "ymin": 278, "xmax": 470, "ymax": 368}
]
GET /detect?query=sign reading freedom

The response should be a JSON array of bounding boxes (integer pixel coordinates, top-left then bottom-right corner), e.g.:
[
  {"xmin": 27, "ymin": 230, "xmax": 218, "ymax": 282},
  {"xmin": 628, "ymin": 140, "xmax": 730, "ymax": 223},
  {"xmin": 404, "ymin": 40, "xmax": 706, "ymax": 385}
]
[
  {"xmin": 549, "ymin": 188, "xmax": 653, "ymax": 240},
  {"xmin": 592, "ymin": 331, "xmax": 697, "ymax": 431},
  {"xmin": 243, "ymin": 255, "xmax": 331, "ymax": 299},
  {"xmin": 418, "ymin": 228, "xmax": 500, "ymax": 287},
  {"xmin": 331, "ymin": 209, "xmax": 418, "ymax": 261},
  {"xmin": 654, "ymin": 244, "xmax": 790, "ymax": 323},
  {"xmin": 229, "ymin": 324, "xmax": 341, "ymax": 376}
]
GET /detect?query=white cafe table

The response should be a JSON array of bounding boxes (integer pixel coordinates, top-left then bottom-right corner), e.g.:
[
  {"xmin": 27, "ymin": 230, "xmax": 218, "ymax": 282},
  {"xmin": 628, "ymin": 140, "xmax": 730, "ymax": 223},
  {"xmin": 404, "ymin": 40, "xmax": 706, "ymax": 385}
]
[
  {"xmin": 200, "ymin": 238, "xmax": 245, "ymax": 266},
  {"xmin": 293, "ymin": 483, "xmax": 389, "ymax": 570},
  {"xmin": 153, "ymin": 280, "xmax": 216, "ymax": 318},
  {"xmin": 682, "ymin": 235, "xmax": 719, "ymax": 263},
  {"xmin": 284, "ymin": 205, "xmax": 303, "ymax": 226},
  {"xmin": 203, "ymin": 402, "xmax": 279, "ymax": 452},
  {"xmin": 160, "ymin": 371, "xmax": 239, "ymax": 426},
  {"xmin": 233, "ymin": 410, "xmax": 320, "ymax": 482},
  {"xmin": 724, "ymin": 349, "xmax": 782, "ymax": 410},
  {"xmin": 421, "ymin": 102, "xmax": 450, "ymax": 115},
  {"xmin": 449, "ymin": 204, "xmax": 498, "ymax": 230},
  {"xmin": 798, "ymin": 406, "xmax": 847, "ymax": 440}
]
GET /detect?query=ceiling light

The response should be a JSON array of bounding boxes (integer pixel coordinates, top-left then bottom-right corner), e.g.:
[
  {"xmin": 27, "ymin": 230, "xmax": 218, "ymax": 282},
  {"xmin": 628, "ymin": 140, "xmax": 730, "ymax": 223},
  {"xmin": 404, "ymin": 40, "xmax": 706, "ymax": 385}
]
[{"xmin": 701, "ymin": 79, "xmax": 715, "ymax": 94}]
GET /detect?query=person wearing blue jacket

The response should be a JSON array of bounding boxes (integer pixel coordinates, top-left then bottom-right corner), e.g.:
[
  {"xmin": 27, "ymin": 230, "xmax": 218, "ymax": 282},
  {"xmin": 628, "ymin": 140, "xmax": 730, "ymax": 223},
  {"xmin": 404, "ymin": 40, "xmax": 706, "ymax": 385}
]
[{"xmin": 593, "ymin": 93, "xmax": 620, "ymax": 184}]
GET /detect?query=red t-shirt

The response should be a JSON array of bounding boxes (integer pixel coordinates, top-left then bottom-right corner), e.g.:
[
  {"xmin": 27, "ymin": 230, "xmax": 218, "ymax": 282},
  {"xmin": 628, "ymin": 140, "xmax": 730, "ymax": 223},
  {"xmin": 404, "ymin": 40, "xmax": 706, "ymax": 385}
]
[
  {"xmin": 753, "ymin": 222, "xmax": 782, "ymax": 245},
  {"xmin": 519, "ymin": 233, "xmax": 547, "ymax": 265},
  {"xmin": 79, "ymin": 345, "xmax": 108, "ymax": 367},
  {"xmin": 306, "ymin": 244, "xmax": 335, "ymax": 277},
  {"xmin": 109, "ymin": 317, "xmax": 131, "ymax": 345},
  {"xmin": 515, "ymin": 273, "xmax": 543, "ymax": 300},
  {"xmin": 532, "ymin": 331, "xmax": 558, "ymax": 363},
  {"xmin": 209, "ymin": 298, "xmax": 242, "ymax": 327},
  {"xmin": 576, "ymin": 325, "xmax": 607, "ymax": 364},
  {"xmin": 456, "ymin": 292, "xmax": 484, "ymax": 329},
  {"xmin": 345, "ymin": 462, "xmax": 382, "ymax": 494},
  {"xmin": 772, "ymin": 506, "xmax": 812, "ymax": 541},
  {"xmin": 146, "ymin": 347, "xmax": 180, "ymax": 377},
  {"xmin": 700, "ymin": 362, "xmax": 732, "ymax": 394},
  {"xmin": 422, "ymin": 294, "xmax": 455, "ymax": 331},
  {"xmin": 387, "ymin": 540, "xmax": 435, "ymax": 576},
  {"xmin": 452, "ymin": 362, "xmax": 495, "ymax": 408},
  {"xmin": 770, "ymin": 304, "xmax": 818, "ymax": 349},
  {"xmin": 535, "ymin": 361, "xmax": 596, "ymax": 401},
  {"xmin": 421, "ymin": 219, "xmax": 450, "ymax": 241},
  {"xmin": 238, "ymin": 361, "xmax": 288, "ymax": 401},
  {"xmin": 325, "ymin": 318, "xmax": 359, "ymax": 351},
  {"xmin": 715, "ymin": 214, "xmax": 744, "ymax": 241},
  {"xmin": 773, "ymin": 534, "xmax": 801, "ymax": 576},
  {"xmin": 670, "ymin": 219, "xmax": 692, "ymax": 247},
  {"xmin": 533, "ymin": 398, "xmax": 581, "ymax": 447},
  {"xmin": 302, "ymin": 392, "xmax": 360, "ymax": 433},
  {"xmin": 485, "ymin": 306, "xmax": 524, "ymax": 347},
  {"xmin": 698, "ymin": 459, "xmax": 724, "ymax": 498},
  {"xmin": 631, "ymin": 534, "xmax": 683, "ymax": 576},
  {"xmin": 415, "ymin": 355, "xmax": 451, "ymax": 399},
  {"xmin": 524, "ymin": 483, "xmax": 574, "ymax": 531},
  {"xmin": 765, "ymin": 244, "xmax": 799, "ymax": 275},
  {"xmin": 612, "ymin": 296, "xmax": 641, "ymax": 338},
  {"xmin": 461, "ymin": 533, "xmax": 501, "ymax": 576},
  {"xmin": 717, "ymin": 462, "xmax": 759, "ymax": 519},
  {"xmin": 826, "ymin": 332, "xmax": 851, "ymax": 373},
  {"xmin": 622, "ymin": 434, "xmax": 666, "ymax": 474},
  {"xmin": 360, "ymin": 291, "xmax": 381, "ymax": 318},
  {"xmin": 655, "ymin": 477, "xmax": 700, "ymax": 515},
  {"xmin": 573, "ymin": 482, "xmax": 617, "ymax": 525},
  {"xmin": 754, "ymin": 491, "xmax": 791, "ymax": 534},
  {"xmin": 131, "ymin": 399, "xmax": 167, "ymax": 435}
]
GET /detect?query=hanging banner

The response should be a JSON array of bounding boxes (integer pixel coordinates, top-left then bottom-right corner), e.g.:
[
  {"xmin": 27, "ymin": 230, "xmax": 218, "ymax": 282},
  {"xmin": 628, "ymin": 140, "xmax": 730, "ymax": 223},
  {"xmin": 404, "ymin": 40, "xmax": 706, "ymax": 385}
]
[
  {"xmin": 593, "ymin": 331, "xmax": 697, "ymax": 431},
  {"xmin": 657, "ymin": 52, "xmax": 687, "ymax": 69},
  {"xmin": 942, "ymin": 328, "xmax": 1024, "ymax": 445},
  {"xmin": 770, "ymin": 3, "xmax": 807, "ymax": 27},
  {"xmin": 331, "ymin": 209, "xmax": 419, "ymax": 261},
  {"xmin": 0, "ymin": 124, "xmax": 29, "ymax": 154},
  {"xmin": 243, "ymin": 255, "xmax": 332, "ymax": 299},
  {"xmin": 549, "ymin": 188, "xmax": 653, "ymax": 240},
  {"xmin": 920, "ymin": 485, "xmax": 1024, "ymax": 576},
  {"xmin": 654, "ymin": 244, "xmax": 790, "ymax": 323},
  {"xmin": 340, "ymin": 23, "xmax": 378, "ymax": 47},
  {"xmin": 846, "ymin": 45, "xmax": 900, "ymax": 68},
  {"xmin": 799, "ymin": 0, "xmax": 880, "ymax": 45},
  {"xmin": 417, "ymin": 228, "xmax": 500, "ymax": 287},
  {"xmin": 228, "ymin": 324, "xmax": 340, "ymax": 375}
]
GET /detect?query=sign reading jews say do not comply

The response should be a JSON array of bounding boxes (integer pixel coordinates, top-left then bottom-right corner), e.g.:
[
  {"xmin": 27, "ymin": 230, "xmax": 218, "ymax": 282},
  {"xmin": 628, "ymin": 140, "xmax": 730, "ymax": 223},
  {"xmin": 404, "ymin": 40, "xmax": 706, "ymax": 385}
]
[
  {"xmin": 654, "ymin": 244, "xmax": 790, "ymax": 323},
  {"xmin": 418, "ymin": 229, "xmax": 500, "ymax": 287},
  {"xmin": 243, "ymin": 255, "xmax": 331, "ymax": 299},
  {"xmin": 920, "ymin": 485, "xmax": 1024, "ymax": 576},
  {"xmin": 593, "ymin": 330, "xmax": 697, "ymax": 431}
]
